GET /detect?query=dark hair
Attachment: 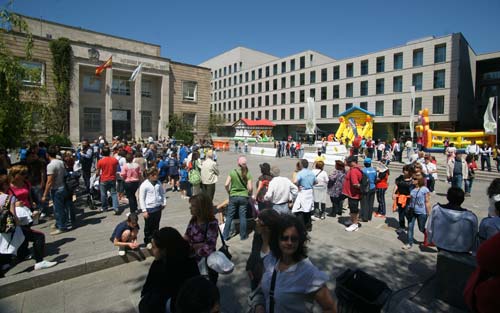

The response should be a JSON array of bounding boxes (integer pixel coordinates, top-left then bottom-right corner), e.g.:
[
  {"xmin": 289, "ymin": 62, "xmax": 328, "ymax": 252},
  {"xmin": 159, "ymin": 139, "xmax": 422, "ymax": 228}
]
[
  {"xmin": 0, "ymin": 174, "xmax": 9, "ymax": 192},
  {"xmin": 258, "ymin": 208, "xmax": 281, "ymax": 229},
  {"xmin": 47, "ymin": 145, "xmax": 58, "ymax": 158},
  {"xmin": 192, "ymin": 151, "xmax": 200, "ymax": 161},
  {"xmin": 176, "ymin": 276, "xmax": 220, "ymax": 313},
  {"xmin": 102, "ymin": 147, "xmax": 111, "ymax": 157},
  {"xmin": 315, "ymin": 160, "xmax": 324, "ymax": 170},
  {"xmin": 446, "ymin": 187, "xmax": 465, "ymax": 206},
  {"xmin": 146, "ymin": 167, "xmax": 158, "ymax": 177},
  {"xmin": 127, "ymin": 212, "xmax": 138, "ymax": 224},
  {"xmin": 487, "ymin": 178, "xmax": 500, "ymax": 198},
  {"xmin": 152, "ymin": 227, "xmax": 190, "ymax": 260},
  {"xmin": 300, "ymin": 159, "xmax": 309, "ymax": 169},
  {"xmin": 134, "ymin": 151, "xmax": 143, "ymax": 158},
  {"xmin": 465, "ymin": 154, "xmax": 474, "ymax": 163},
  {"xmin": 125, "ymin": 153, "xmax": 134, "ymax": 163},
  {"xmin": 189, "ymin": 192, "xmax": 215, "ymax": 223},
  {"xmin": 269, "ymin": 214, "xmax": 308, "ymax": 262}
]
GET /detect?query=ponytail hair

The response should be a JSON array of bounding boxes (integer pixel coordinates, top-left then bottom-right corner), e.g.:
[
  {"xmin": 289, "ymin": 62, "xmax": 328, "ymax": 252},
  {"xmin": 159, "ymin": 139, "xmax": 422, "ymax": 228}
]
[{"xmin": 240, "ymin": 164, "xmax": 248, "ymax": 183}]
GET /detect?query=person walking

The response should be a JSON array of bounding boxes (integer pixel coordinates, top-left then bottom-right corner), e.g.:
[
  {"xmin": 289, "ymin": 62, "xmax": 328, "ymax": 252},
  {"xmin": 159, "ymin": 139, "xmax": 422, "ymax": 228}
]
[
  {"xmin": 223, "ymin": 156, "xmax": 253, "ymax": 241},
  {"xmin": 120, "ymin": 153, "xmax": 142, "ymax": 214},
  {"xmin": 392, "ymin": 165, "xmax": 414, "ymax": 232},
  {"xmin": 189, "ymin": 151, "xmax": 202, "ymax": 196},
  {"xmin": 139, "ymin": 167, "xmax": 165, "ymax": 249},
  {"xmin": 360, "ymin": 158, "xmax": 377, "ymax": 222},
  {"xmin": 480, "ymin": 143, "xmax": 492, "ymax": 172},
  {"xmin": 80, "ymin": 139, "xmax": 93, "ymax": 195},
  {"xmin": 402, "ymin": 175, "xmax": 431, "ymax": 250},
  {"xmin": 464, "ymin": 154, "xmax": 478, "ymax": 197},
  {"xmin": 327, "ymin": 160, "xmax": 346, "ymax": 217},
  {"xmin": 264, "ymin": 165, "xmax": 298, "ymax": 214},
  {"xmin": 200, "ymin": 150, "xmax": 219, "ymax": 201},
  {"xmin": 95, "ymin": 147, "xmax": 120, "ymax": 214},
  {"xmin": 447, "ymin": 152, "xmax": 468, "ymax": 190},
  {"xmin": 343, "ymin": 156, "xmax": 363, "ymax": 232}
]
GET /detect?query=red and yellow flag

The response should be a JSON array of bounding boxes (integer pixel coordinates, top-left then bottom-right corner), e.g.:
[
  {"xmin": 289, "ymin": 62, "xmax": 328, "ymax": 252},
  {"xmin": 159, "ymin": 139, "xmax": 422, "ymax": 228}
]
[{"xmin": 95, "ymin": 56, "xmax": 112, "ymax": 76}]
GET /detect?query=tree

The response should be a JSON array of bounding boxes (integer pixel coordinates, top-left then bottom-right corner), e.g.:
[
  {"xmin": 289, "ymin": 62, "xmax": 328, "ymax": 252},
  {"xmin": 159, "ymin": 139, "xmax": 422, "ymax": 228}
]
[
  {"xmin": 166, "ymin": 114, "xmax": 194, "ymax": 144},
  {"xmin": 208, "ymin": 108, "xmax": 226, "ymax": 135}
]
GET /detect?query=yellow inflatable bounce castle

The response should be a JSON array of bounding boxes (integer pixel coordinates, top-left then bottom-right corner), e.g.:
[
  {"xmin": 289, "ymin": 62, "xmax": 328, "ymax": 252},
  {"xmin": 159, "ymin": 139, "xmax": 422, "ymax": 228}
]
[{"xmin": 333, "ymin": 106, "xmax": 375, "ymax": 144}]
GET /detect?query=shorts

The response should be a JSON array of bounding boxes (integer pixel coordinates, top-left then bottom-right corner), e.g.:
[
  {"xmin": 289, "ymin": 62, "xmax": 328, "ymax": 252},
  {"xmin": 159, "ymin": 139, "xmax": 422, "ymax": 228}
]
[
  {"xmin": 179, "ymin": 181, "xmax": 189, "ymax": 191},
  {"xmin": 347, "ymin": 197, "xmax": 360, "ymax": 214},
  {"xmin": 116, "ymin": 179, "xmax": 125, "ymax": 193},
  {"xmin": 169, "ymin": 174, "xmax": 179, "ymax": 181}
]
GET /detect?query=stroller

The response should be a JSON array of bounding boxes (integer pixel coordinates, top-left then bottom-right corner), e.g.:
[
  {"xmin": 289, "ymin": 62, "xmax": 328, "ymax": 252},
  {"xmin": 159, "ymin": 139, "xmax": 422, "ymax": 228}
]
[{"xmin": 87, "ymin": 174, "xmax": 112, "ymax": 210}]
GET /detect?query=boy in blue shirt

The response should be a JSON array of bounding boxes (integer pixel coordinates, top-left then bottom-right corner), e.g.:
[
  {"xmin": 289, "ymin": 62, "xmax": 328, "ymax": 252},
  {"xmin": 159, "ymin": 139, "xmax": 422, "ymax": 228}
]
[{"xmin": 360, "ymin": 158, "xmax": 377, "ymax": 222}]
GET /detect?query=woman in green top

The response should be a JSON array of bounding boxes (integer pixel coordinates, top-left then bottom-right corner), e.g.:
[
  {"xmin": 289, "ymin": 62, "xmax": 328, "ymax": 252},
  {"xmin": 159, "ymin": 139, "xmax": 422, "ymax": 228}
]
[{"xmin": 223, "ymin": 156, "xmax": 253, "ymax": 240}]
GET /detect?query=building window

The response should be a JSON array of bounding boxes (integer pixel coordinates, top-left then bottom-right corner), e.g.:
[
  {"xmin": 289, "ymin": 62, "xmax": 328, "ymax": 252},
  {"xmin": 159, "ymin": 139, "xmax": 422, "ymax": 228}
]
[
  {"xmin": 321, "ymin": 68, "xmax": 327, "ymax": 82},
  {"xmin": 258, "ymin": 68, "xmax": 262, "ymax": 79},
  {"xmin": 83, "ymin": 108, "xmax": 101, "ymax": 132},
  {"xmin": 258, "ymin": 97, "xmax": 262, "ymax": 107},
  {"xmin": 245, "ymin": 99, "xmax": 248, "ymax": 108},
  {"xmin": 141, "ymin": 111, "xmax": 152, "ymax": 132},
  {"xmin": 321, "ymin": 105, "xmax": 327, "ymax": 118},
  {"xmin": 412, "ymin": 73, "xmax": 423, "ymax": 91},
  {"xmin": 433, "ymin": 96, "xmax": 445, "ymax": 114},
  {"xmin": 141, "ymin": 80, "xmax": 152, "ymax": 97},
  {"xmin": 376, "ymin": 78, "xmax": 384, "ymax": 95},
  {"xmin": 333, "ymin": 85, "xmax": 340, "ymax": 99},
  {"xmin": 290, "ymin": 108, "xmax": 295, "ymax": 119},
  {"xmin": 281, "ymin": 93, "xmax": 286, "ymax": 104},
  {"xmin": 265, "ymin": 95, "xmax": 269, "ymax": 106},
  {"xmin": 251, "ymin": 70, "xmax": 255, "ymax": 80},
  {"xmin": 251, "ymin": 111, "xmax": 255, "ymax": 120},
  {"xmin": 393, "ymin": 76, "xmax": 403, "ymax": 92},
  {"xmin": 299, "ymin": 90, "xmax": 305, "ymax": 102},
  {"xmin": 309, "ymin": 88, "xmax": 316, "ymax": 99},
  {"xmin": 257, "ymin": 111, "xmax": 261, "ymax": 119},
  {"xmin": 281, "ymin": 108, "xmax": 286, "ymax": 120},
  {"xmin": 281, "ymin": 61, "xmax": 286, "ymax": 73},
  {"xmin": 224, "ymin": 67, "xmax": 227, "ymax": 76},
  {"xmin": 434, "ymin": 70, "xmax": 445, "ymax": 89},
  {"xmin": 273, "ymin": 79, "xmax": 278, "ymax": 90},
  {"xmin": 273, "ymin": 64, "xmax": 278, "ymax": 75},
  {"xmin": 245, "ymin": 72, "xmax": 249, "ymax": 82},
  {"xmin": 265, "ymin": 110, "xmax": 269, "ymax": 119},
  {"xmin": 320, "ymin": 87, "xmax": 327, "ymax": 100},
  {"xmin": 258, "ymin": 82, "xmax": 262, "ymax": 93},
  {"xmin": 394, "ymin": 53, "xmax": 403, "ymax": 70},
  {"xmin": 300, "ymin": 73, "xmax": 305, "ymax": 86},
  {"xmin": 360, "ymin": 81, "xmax": 368, "ymax": 96},
  {"xmin": 245, "ymin": 112, "xmax": 248, "ymax": 118},
  {"xmin": 265, "ymin": 81, "xmax": 270, "ymax": 92},
  {"xmin": 281, "ymin": 77, "xmax": 286, "ymax": 89},
  {"xmin": 290, "ymin": 75, "xmax": 295, "ymax": 87},
  {"xmin": 273, "ymin": 109, "xmax": 277, "ymax": 120},
  {"xmin": 290, "ymin": 59, "xmax": 296, "ymax": 71},
  {"xmin": 360, "ymin": 102, "xmax": 368, "ymax": 110},
  {"xmin": 251, "ymin": 98, "xmax": 255, "ymax": 107},
  {"xmin": 346, "ymin": 83, "xmax": 353, "ymax": 97},
  {"xmin": 346, "ymin": 103, "xmax": 353, "ymax": 110},
  {"xmin": 251, "ymin": 84, "xmax": 255, "ymax": 94},
  {"xmin": 112, "ymin": 76, "xmax": 131, "ymax": 95},
  {"xmin": 299, "ymin": 107, "xmax": 305, "ymax": 119},
  {"xmin": 239, "ymin": 100, "xmax": 242, "ymax": 109},
  {"xmin": 434, "ymin": 44, "xmax": 446, "ymax": 63},
  {"xmin": 300, "ymin": 56, "xmax": 305, "ymax": 69},
  {"xmin": 413, "ymin": 48, "xmax": 423, "ymax": 67},
  {"xmin": 265, "ymin": 66, "xmax": 270, "ymax": 77},
  {"xmin": 273, "ymin": 94, "xmax": 277, "ymax": 105},
  {"xmin": 310, "ymin": 71, "xmax": 316, "ymax": 84},
  {"xmin": 375, "ymin": 100, "xmax": 384, "ymax": 116},
  {"xmin": 332, "ymin": 104, "xmax": 339, "ymax": 117},
  {"xmin": 414, "ymin": 97, "xmax": 422, "ymax": 114},
  {"xmin": 376, "ymin": 56, "xmax": 385, "ymax": 73},
  {"xmin": 290, "ymin": 91, "xmax": 295, "ymax": 103},
  {"xmin": 333, "ymin": 66, "xmax": 340, "ymax": 80},
  {"xmin": 346, "ymin": 63, "xmax": 353, "ymax": 77},
  {"xmin": 83, "ymin": 75, "xmax": 101, "ymax": 93},
  {"xmin": 360, "ymin": 60, "xmax": 369, "ymax": 75},
  {"xmin": 392, "ymin": 99, "xmax": 402, "ymax": 115},
  {"xmin": 245, "ymin": 85, "xmax": 249, "ymax": 95}
]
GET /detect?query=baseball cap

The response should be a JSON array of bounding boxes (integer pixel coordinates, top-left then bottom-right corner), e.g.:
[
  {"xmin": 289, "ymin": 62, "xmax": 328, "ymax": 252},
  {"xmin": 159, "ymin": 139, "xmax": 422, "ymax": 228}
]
[{"xmin": 364, "ymin": 157, "xmax": 372, "ymax": 164}]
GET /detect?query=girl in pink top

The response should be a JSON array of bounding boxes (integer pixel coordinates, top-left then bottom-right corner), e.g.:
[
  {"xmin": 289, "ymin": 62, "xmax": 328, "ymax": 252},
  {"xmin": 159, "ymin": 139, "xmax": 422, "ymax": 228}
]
[{"xmin": 121, "ymin": 154, "xmax": 142, "ymax": 214}]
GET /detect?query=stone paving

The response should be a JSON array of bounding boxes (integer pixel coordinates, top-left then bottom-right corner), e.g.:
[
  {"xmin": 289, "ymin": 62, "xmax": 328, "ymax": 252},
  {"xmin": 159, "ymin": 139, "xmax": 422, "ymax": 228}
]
[{"xmin": 0, "ymin": 150, "xmax": 494, "ymax": 312}]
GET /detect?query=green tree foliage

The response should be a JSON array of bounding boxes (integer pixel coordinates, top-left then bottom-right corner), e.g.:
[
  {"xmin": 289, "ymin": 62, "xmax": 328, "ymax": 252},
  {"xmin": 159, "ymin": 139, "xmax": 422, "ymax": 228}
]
[
  {"xmin": 166, "ymin": 114, "xmax": 194, "ymax": 144},
  {"xmin": 208, "ymin": 108, "xmax": 226, "ymax": 135}
]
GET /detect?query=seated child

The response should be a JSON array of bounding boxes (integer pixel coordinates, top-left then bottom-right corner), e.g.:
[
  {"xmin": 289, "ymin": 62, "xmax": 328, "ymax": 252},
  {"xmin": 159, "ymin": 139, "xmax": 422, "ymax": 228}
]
[{"xmin": 110, "ymin": 213, "xmax": 140, "ymax": 255}]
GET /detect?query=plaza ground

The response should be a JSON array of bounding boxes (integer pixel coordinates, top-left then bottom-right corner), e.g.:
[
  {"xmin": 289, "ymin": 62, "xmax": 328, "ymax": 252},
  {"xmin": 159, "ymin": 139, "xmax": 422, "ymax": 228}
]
[{"xmin": 0, "ymin": 150, "xmax": 495, "ymax": 313}]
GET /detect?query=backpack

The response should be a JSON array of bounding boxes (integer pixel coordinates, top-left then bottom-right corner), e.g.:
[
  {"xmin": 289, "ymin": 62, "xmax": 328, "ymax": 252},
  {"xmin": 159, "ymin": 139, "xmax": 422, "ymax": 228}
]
[
  {"xmin": 256, "ymin": 178, "xmax": 271, "ymax": 202},
  {"xmin": 188, "ymin": 160, "xmax": 201, "ymax": 185},
  {"xmin": 0, "ymin": 195, "xmax": 16, "ymax": 234},
  {"xmin": 357, "ymin": 168, "xmax": 370, "ymax": 193},
  {"xmin": 65, "ymin": 170, "xmax": 81, "ymax": 194}
]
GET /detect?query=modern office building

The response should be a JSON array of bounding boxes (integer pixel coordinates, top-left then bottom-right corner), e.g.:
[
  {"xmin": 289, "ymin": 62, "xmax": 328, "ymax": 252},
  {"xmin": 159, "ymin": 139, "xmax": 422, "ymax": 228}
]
[
  {"xmin": 4, "ymin": 14, "xmax": 211, "ymax": 143},
  {"xmin": 200, "ymin": 33, "xmax": 500, "ymax": 140}
]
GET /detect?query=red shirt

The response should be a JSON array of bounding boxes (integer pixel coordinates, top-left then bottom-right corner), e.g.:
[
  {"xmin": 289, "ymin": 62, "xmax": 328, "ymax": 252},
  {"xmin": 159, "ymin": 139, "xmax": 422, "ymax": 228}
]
[
  {"xmin": 342, "ymin": 165, "xmax": 362, "ymax": 199},
  {"xmin": 97, "ymin": 156, "xmax": 118, "ymax": 182},
  {"xmin": 375, "ymin": 170, "xmax": 389, "ymax": 189}
]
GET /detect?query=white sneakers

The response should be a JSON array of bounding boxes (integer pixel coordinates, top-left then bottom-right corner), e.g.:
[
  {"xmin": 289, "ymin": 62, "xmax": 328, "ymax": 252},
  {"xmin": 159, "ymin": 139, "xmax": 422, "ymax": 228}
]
[
  {"xmin": 146, "ymin": 243, "xmax": 153, "ymax": 250},
  {"xmin": 345, "ymin": 223, "xmax": 359, "ymax": 232},
  {"xmin": 34, "ymin": 260, "xmax": 57, "ymax": 270},
  {"xmin": 118, "ymin": 248, "xmax": 126, "ymax": 256},
  {"xmin": 311, "ymin": 216, "xmax": 320, "ymax": 221}
]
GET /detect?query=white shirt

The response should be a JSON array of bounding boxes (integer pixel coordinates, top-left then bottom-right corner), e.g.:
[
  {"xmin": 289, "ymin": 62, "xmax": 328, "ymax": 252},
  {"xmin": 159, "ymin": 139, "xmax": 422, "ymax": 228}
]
[
  {"xmin": 139, "ymin": 179, "xmax": 165, "ymax": 211},
  {"xmin": 264, "ymin": 176, "xmax": 298, "ymax": 204},
  {"xmin": 312, "ymin": 169, "xmax": 328, "ymax": 187},
  {"xmin": 426, "ymin": 162, "xmax": 438, "ymax": 179},
  {"xmin": 377, "ymin": 143, "xmax": 385, "ymax": 151}
]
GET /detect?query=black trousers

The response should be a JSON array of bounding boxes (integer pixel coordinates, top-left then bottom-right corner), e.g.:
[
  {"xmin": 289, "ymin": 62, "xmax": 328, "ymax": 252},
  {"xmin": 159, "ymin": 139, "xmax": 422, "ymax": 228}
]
[
  {"xmin": 144, "ymin": 210, "xmax": 162, "ymax": 244},
  {"xmin": 19, "ymin": 226, "xmax": 45, "ymax": 263},
  {"xmin": 295, "ymin": 212, "xmax": 312, "ymax": 231},
  {"xmin": 360, "ymin": 190, "xmax": 375, "ymax": 221},
  {"xmin": 124, "ymin": 181, "xmax": 140, "ymax": 213},
  {"xmin": 201, "ymin": 183, "xmax": 216, "ymax": 201}
]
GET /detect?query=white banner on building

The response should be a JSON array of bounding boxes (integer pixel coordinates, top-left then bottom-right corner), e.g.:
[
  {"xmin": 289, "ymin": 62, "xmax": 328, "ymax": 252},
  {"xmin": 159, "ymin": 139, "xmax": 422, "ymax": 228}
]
[
  {"xmin": 306, "ymin": 97, "xmax": 316, "ymax": 135},
  {"xmin": 250, "ymin": 147, "xmax": 277, "ymax": 157},
  {"xmin": 484, "ymin": 97, "xmax": 497, "ymax": 135}
]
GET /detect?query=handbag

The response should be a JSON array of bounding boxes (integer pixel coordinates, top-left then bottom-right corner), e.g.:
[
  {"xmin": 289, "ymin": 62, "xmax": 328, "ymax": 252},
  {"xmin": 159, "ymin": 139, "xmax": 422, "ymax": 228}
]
[
  {"xmin": 405, "ymin": 189, "xmax": 420, "ymax": 219},
  {"xmin": 206, "ymin": 227, "xmax": 233, "ymax": 274},
  {"xmin": 188, "ymin": 161, "xmax": 201, "ymax": 185}
]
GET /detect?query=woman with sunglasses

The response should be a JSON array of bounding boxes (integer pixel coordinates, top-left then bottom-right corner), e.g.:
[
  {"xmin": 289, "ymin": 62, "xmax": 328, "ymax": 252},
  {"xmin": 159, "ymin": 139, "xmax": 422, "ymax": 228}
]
[
  {"xmin": 256, "ymin": 214, "xmax": 337, "ymax": 313},
  {"xmin": 402, "ymin": 175, "xmax": 431, "ymax": 250}
]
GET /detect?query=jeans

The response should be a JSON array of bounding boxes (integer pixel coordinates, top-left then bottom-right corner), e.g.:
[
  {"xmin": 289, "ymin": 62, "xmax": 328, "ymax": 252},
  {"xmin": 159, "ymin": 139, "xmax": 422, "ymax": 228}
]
[
  {"xmin": 124, "ymin": 181, "xmax": 140, "ymax": 213},
  {"xmin": 330, "ymin": 195, "xmax": 344, "ymax": 216},
  {"xmin": 100, "ymin": 180, "xmax": 119, "ymax": 211},
  {"xmin": 144, "ymin": 209, "xmax": 162, "ymax": 244},
  {"xmin": 407, "ymin": 213, "xmax": 427, "ymax": 245},
  {"xmin": 31, "ymin": 184, "xmax": 47, "ymax": 214},
  {"xmin": 481, "ymin": 156, "xmax": 491, "ymax": 171},
  {"xmin": 51, "ymin": 186, "xmax": 69, "ymax": 230},
  {"xmin": 272, "ymin": 203, "xmax": 290, "ymax": 214},
  {"xmin": 376, "ymin": 188, "xmax": 387, "ymax": 215},
  {"xmin": 451, "ymin": 174, "xmax": 463, "ymax": 190},
  {"xmin": 464, "ymin": 178, "xmax": 474, "ymax": 194},
  {"xmin": 223, "ymin": 196, "xmax": 249, "ymax": 240}
]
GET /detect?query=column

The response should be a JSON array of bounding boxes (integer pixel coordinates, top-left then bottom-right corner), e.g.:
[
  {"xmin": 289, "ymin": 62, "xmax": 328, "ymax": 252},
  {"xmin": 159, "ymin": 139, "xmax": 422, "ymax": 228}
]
[
  {"xmin": 69, "ymin": 63, "xmax": 80, "ymax": 143},
  {"xmin": 133, "ymin": 72, "xmax": 142, "ymax": 141},
  {"xmin": 158, "ymin": 73, "xmax": 170, "ymax": 138},
  {"xmin": 105, "ymin": 68, "xmax": 113, "ymax": 140}
]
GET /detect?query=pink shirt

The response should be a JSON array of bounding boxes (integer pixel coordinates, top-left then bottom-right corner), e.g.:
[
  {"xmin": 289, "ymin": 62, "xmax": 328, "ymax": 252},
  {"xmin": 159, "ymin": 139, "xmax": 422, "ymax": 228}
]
[
  {"xmin": 120, "ymin": 162, "xmax": 141, "ymax": 182},
  {"xmin": 9, "ymin": 182, "xmax": 31, "ymax": 208}
]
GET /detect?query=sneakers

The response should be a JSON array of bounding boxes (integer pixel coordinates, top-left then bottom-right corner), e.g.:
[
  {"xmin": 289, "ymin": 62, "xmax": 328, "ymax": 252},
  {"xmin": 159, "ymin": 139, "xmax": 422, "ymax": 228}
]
[
  {"xmin": 374, "ymin": 213, "xmax": 386, "ymax": 218},
  {"xmin": 50, "ymin": 229, "xmax": 65, "ymax": 236},
  {"xmin": 401, "ymin": 244, "xmax": 412, "ymax": 250},
  {"xmin": 34, "ymin": 260, "xmax": 57, "ymax": 270},
  {"xmin": 118, "ymin": 248, "xmax": 126, "ymax": 256},
  {"xmin": 50, "ymin": 223, "xmax": 57, "ymax": 230},
  {"xmin": 146, "ymin": 243, "xmax": 153, "ymax": 250},
  {"xmin": 311, "ymin": 215, "xmax": 320, "ymax": 221},
  {"xmin": 396, "ymin": 228, "xmax": 405, "ymax": 234},
  {"xmin": 345, "ymin": 223, "xmax": 359, "ymax": 232}
]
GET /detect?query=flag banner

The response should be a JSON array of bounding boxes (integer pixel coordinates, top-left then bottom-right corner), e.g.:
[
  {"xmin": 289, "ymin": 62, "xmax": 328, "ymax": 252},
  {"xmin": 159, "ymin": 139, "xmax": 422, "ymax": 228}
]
[
  {"xmin": 95, "ymin": 56, "xmax": 112, "ymax": 76},
  {"xmin": 484, "ymin": 97, "xmax": 497, "ymax": 135},
  {"xmin": 129, "ymin": 63, "xmax": 143, "ymax": 81},
  {"xmin": 305, "ymin": 97, "xmax": 316, "ymax": 135}
]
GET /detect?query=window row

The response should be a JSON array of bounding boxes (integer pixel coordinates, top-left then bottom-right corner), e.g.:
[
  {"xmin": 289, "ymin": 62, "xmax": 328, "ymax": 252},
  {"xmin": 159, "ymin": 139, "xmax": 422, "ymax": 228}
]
[
  {"xmin": 212, "ymin": 70, "xmax": 446, "ymax": 102},
  {"xmin": 83, "ymin": 108, "xmax": 153, "ymax": 132}
]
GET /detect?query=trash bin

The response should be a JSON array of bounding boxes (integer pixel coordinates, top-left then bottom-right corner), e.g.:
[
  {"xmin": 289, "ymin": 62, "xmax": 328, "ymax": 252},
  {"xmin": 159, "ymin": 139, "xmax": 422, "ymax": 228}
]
[{"xmin": 335, "ymin": 269, "xmax": 392, "ymax": 313}]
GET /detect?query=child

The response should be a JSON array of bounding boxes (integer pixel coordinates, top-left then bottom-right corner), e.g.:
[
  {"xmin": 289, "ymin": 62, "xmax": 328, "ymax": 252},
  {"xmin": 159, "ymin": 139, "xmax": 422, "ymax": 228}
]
[
  {"xmin": 179, "ymin": 163, "xmax": 189, "ymax": 199},
  {"xmin": 110, "ymin": 212, "xmax": 140, "ymax": 256},
  {"xmin": 139, "ymin": 168, "xmax": 165, "ymax": 249}
]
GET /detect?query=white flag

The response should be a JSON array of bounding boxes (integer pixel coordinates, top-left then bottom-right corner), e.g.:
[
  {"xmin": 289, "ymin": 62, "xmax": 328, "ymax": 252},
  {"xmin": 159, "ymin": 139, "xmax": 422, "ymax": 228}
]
[
  {"xmin": 484, "ymin": 97, "xmax": 497, "ymax": 135},
  {"xmin": 129, "ymin": 63, "xmax": 143, "ymax": 81},
  {"xmin": 305, "ymin": 97, "xmax": 316, "ymax": 135}
]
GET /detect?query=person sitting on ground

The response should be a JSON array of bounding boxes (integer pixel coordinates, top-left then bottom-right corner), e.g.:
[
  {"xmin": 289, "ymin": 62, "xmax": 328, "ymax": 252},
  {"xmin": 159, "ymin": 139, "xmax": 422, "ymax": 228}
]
[
  {"xmin": 139, "ymin": 227, "xmax": 200, "ymax": 313},
  {"xmin": 478, "ymin": 178, "xmax": 500, "ymax": 242},
  {"xmin": 175, "ymin": 276, "xmax": 220, "ymax": 313},
  {"xmin": 426, "ymin": 187, "xmax": 478, "ymax": 253},
  {"xmin": 110, "ymin": 212, "xmax": 140, "ymax": 256}
]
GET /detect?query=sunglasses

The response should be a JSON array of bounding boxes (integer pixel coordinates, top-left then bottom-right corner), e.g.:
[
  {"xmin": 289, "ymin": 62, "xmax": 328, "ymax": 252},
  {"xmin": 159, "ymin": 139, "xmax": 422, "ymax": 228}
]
[{"xmin": 280, "ymin": 235, "xmax": 299, "ymax": 243}]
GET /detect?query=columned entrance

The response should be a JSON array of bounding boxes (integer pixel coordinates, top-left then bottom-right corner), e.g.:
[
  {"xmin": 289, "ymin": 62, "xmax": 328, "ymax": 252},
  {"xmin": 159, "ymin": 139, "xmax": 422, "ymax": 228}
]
[{"xmin": 112, "ymin": 109, "xmax": 131, "ymax": 139}]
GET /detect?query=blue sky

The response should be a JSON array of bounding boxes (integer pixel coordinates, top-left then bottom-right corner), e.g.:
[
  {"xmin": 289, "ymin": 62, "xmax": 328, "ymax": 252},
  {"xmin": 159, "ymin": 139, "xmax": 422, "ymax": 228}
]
[{"xmin": 4, "ymin": 0, "xmax": 500, "ymax": 65}]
